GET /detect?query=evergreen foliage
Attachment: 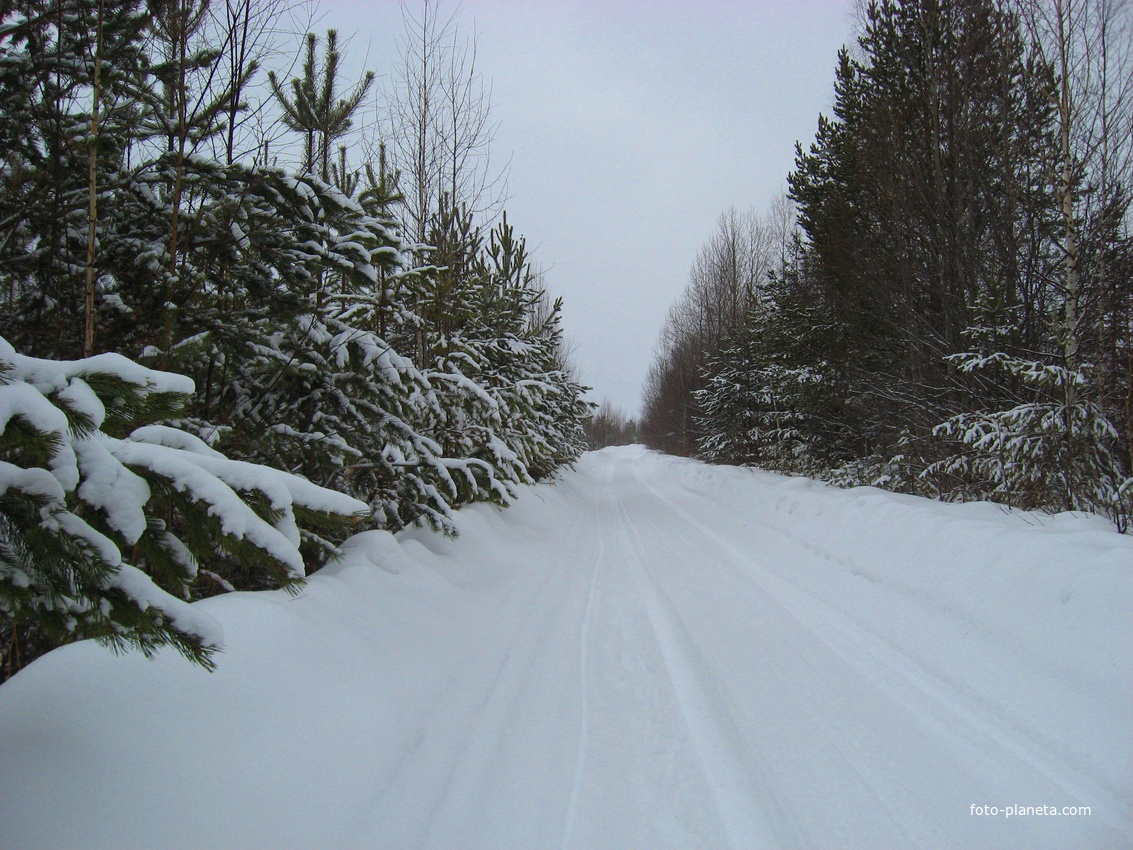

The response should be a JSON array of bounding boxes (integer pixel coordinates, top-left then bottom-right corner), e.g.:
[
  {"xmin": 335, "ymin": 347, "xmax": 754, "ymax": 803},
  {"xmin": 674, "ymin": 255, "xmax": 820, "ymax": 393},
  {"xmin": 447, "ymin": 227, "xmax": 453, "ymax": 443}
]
[
  {"xmin": 0, "ymin": 335, "xmax": 368, "ymax": 677},
  {"xmin": 922, "ymin": 351, "xmax": 1130, "ymax": 525},
  {"xmin": 785, "ymin": 0, "xmax": 1057, "ymax": 449},
  {"xmin": 696, "ymin": 270, "xmax": 854, "ymax": 474},
  {"xmin": 268, "ymin": 29, "xmax": 375, "ymax": 182},
  {"xmin": 0, "ymin": 0, "xmax": 154, "ymax": 358},
  {"xmin": 0, "ymin": 1, "xmax": 591, "ymax": 675},
  {"xmin": 641, "ymin": 205, "xmax": 786, "ymax": 455}
]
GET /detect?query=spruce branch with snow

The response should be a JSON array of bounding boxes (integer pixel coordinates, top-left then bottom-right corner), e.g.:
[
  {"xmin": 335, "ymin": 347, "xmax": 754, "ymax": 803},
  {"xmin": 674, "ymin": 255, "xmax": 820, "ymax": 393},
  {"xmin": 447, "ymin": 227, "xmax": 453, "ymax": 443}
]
[
  {"xmin": 0, "ymin": 336, "xmax": 368, "ymax": 675},
  {"xmin": 922, "ymin": 351, "xmax": 1131, "ymax": 527}
]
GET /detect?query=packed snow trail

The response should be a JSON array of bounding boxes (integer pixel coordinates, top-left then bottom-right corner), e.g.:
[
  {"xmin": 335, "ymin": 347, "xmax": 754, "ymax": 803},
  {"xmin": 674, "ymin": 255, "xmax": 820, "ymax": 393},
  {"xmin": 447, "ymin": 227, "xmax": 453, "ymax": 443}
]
[{"xmin": 1, "ymin": 446, "xmax": 1130, "ymax": 849}]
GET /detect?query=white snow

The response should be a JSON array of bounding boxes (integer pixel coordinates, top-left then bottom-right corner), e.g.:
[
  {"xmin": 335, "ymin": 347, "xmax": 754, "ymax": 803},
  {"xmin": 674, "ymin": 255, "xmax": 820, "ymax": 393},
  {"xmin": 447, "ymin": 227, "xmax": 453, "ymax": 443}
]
[
  {"xmin": 129, "ymin": 425, "xmax": 225, "ymax": 458},
  {"xmin": 74, "ymin": 436, "xmax": 152, "ymax": 543},
  {"xmin": 0, "ymin": 381, "xmax": 79, "ymax": 491},
  {"xmin": 104, "ymin": 562, "xmax": 226, "ymax": 650},
  {"xmin": 0, "ymin": 461, "xmax": 65, "ymax": 504},
  {"xmin": 54, "ymin": 376, "xmax": 106, "ymax": 428},
  {"xmin": 0, "ymin": 335, "xmax": 196, "ymax": 397},
  {"xmin": 0, "ymin": 445, "xmax": 1129, "ymax": 849}
]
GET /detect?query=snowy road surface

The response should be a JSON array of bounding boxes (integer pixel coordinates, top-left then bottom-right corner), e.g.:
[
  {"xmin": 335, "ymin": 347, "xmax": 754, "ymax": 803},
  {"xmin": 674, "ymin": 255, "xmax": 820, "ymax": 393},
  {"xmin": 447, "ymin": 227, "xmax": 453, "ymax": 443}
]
[{"xmin": 1, "ymin": 446, "xmax": 1130, "ymax": 849}]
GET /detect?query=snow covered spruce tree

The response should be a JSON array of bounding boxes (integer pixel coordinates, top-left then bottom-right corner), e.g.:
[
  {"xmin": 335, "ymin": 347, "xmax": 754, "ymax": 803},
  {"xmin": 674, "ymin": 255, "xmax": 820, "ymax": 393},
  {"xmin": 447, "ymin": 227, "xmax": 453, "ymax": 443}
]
[
  {"xmin": 781, "ymin": 0, "xmax": 1060, "ymax": 479},
  {"xmin": 0, "ymin": 336, "xmax": 367, "ymax": 679},
  {"xmin": 922, "ymin": 350, "xmax": 1130, "ymax": 526},
  {"xmin": 642, "ymin": 200, "xmax": 797, "ymax": 457},
  {"xmin": 694, "ymin": 255, "xmax": 863, "ymax": 477}
]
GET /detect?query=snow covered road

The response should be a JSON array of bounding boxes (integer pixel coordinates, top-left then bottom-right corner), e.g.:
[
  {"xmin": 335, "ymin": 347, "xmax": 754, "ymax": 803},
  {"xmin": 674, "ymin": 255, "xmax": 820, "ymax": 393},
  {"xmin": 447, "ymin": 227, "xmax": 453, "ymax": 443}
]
[{"xmin": 1, "ymin": 446, "xmax": 1130, "ymax": 849}]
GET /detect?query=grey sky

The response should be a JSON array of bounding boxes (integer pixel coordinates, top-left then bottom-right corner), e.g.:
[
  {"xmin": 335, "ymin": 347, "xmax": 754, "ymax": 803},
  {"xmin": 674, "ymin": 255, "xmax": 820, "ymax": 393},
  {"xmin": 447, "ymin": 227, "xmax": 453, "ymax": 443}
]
[{"xmin": 313, "ymin": 0, "xmax": 858, "ymax": 417}]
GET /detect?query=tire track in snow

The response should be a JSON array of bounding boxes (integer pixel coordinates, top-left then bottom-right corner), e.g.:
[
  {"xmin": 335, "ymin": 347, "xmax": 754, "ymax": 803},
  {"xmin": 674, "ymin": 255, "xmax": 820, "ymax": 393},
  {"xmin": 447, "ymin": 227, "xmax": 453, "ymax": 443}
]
[
  {"xmin": 609, "ymin": 488, "xmax": 792, "ymax": 849},
  {"xmin": 347, "ymin": 493, "xmax": 598, "ymax": 848},
  {"xmin": 622, "ymin": 462, "xmax": 986, "ymax": 846},
  {"xmin": 559, "ymin": 481, "xmax": 605, "ymax": 850},
  {"xmin": 628, "ymin": 460, "xmax": 1131, "ymax": 840}
]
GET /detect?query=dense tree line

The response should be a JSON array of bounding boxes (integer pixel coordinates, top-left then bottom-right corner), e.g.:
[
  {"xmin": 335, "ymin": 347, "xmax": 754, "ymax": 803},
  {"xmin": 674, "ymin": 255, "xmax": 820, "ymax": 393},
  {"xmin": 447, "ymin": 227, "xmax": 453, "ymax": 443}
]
[
  {"xmin": 643, "ymin": 0, "xmax": 1132, "ymax": 528},
  {"xmin": 0, "ymin": 0, "xmax": 590, "ymax": 679},
  {"xmin": 641, "ymin": 199, "xmax": 795, "ymax": 455},
  {"xmin": 586, "ymin": 399, "xmax": 637, "ymax": 449}
]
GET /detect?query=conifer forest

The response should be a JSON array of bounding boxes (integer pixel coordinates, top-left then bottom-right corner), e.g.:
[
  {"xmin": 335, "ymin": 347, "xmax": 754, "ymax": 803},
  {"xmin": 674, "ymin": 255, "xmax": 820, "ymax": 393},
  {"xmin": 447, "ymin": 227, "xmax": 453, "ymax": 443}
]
[
  {"xmin": 0, "ymin": 0, "xmax": 591, "ymax": 678},
  {"xmin": 642, "ymin": 0, "xmax": 1132, "ymax": 531}
]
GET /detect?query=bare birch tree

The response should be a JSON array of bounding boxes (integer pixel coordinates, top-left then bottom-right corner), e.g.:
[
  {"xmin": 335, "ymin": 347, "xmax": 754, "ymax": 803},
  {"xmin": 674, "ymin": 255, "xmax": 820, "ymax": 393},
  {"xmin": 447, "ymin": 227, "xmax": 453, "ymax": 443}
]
[
  {"xmin": 1016, "ymin": 0, "xmax": 1133, "ymax": 373},
  {"xmin": 641, "ymin": 200, "xmax": 789, "ymax": 455},
  {"xmin": 1015, "ymin": 0, "xmax": 1133, "ymax": 469},
  {"xmin": 383, "ymin": 0, "xmax": 506, "ymax": 242},
  {"xmin": 214, "ymin": 0, "xmax": 296, "ymax": 165}
]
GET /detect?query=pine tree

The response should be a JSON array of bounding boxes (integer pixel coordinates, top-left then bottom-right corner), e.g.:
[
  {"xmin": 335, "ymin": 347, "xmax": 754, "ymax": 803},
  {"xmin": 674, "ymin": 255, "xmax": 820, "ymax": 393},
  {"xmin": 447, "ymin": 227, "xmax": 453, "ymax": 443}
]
[
  {"xmin": 0, "ymin": 0, "xmax": 592, "ymax": 573},
  {"xmin": 269, "ymin": 30, "xmax": 375, "ymax": 182},
  {"xmin": 0, "ymin": 334, "xmax": 368, "ymax": 681},
  {"xmin": 0, "ymin": 0, "xmax": 154, "ymax": 359},
  {"xmin": 695, "ymin": 262, "xmax": 857, "ymax": 474},
  {"xmin": 925, "ymin": 350, "xmax": 1130, "ymax": 526}
]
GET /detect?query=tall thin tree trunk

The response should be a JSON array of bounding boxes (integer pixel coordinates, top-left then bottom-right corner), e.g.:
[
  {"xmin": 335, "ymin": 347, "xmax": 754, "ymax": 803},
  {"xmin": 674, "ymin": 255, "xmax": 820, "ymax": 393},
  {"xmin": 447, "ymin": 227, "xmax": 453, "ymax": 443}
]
[
  {"xmin": 1055, "ymin": 0, "xmax": 1082, "ymax": 384},
  {"xmin": 168, "ymin": 0, "xmax": 189, "ymax": 283},
  {"xmin": 84, "ymin": 0, "xmax": 106, "ymax": 358},
  {"xmin": 1049, "ymin": 0, "xmax": 1084, "ymax": 511}
]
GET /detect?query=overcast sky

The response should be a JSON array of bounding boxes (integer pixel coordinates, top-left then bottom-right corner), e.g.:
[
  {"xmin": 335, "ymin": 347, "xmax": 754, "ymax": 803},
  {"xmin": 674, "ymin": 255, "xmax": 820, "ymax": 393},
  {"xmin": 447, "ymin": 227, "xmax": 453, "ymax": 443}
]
[{"xmin": 311, "ymin": 0, "xmax": 859, "ymax": 417}]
